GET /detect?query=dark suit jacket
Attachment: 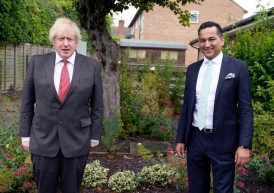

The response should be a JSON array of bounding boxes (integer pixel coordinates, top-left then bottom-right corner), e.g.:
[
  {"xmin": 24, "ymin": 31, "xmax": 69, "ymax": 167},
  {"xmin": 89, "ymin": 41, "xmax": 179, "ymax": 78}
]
[
  {"xmin": 19, "ymin": 52, "xmax": 104, "ymax": 158},
  {"xmin": 176, "ymin": 54, "xmax": 253, "ymax": 153}
]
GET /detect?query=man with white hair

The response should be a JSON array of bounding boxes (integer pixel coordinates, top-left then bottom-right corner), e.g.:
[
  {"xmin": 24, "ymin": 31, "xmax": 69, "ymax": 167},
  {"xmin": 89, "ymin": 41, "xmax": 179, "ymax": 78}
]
[{"xmin": 19, "ymin": 18, "xmax": 103, "ymax": 193}]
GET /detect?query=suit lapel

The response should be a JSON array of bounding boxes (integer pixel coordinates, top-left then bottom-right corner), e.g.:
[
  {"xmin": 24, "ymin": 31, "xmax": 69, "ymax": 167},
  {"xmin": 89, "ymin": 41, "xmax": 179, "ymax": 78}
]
[
  {"xmin": 189, "ymin": 60, "xmax": 203, "ymax": 111},
  {"xmin": 63, "ymin": 53, "xmax": 84, "ymax": 102},
  {"xmin": 45, "ymin": 53, "xmax": 60, "ymax": 101},
  {"xmin": 215, "ymin": 55, "xmax": 231, "ymax": 98}
]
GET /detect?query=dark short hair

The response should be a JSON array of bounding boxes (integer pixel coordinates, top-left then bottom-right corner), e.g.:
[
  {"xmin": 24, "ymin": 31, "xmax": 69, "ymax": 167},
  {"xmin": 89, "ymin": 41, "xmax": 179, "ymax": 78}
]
[{"xmin": 198, "ymin": 21, "xmax": 223, "ymax": 38}]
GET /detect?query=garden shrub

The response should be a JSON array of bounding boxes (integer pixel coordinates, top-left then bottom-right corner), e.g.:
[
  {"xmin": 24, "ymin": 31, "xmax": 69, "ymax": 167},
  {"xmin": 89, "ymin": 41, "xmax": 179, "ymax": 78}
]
[
  {"xmin": 247, "ymin": 153, "xmax": 274, "ymax": 184},
  {"xmin": 108, "ymin": 170, "xmax": 137, "ymax": 192},
  {"xmin": 252, "ymin": 107, "xmax": 274, "ymax": 156},
  {"xmin": 223, "ymin": 7, "xmax": 274, "ymax": 111},
  {"xmin": 81, "ymin": 160, "xmax": 109, "ymax": 188},
  {"xmin": 0, "ymin": 104, "xmax": 35, "ymax": 192},
  {"xmin": 252, "ymin": 80, "xmax": 274, "ymax": 157},
  {"xmin": 120, "ymin": 49, "xmax": 185, "ymax": 140},
  {"xmin": 137, "ymin": 163, "xmax": 178, "ymax": 187},
  {"xmin": 101, "ymin": 107, "xmax": 124, "ymax": 152},
  {"xmin": 166, "ymin": 147, "xmax": 188, "ymax": 190},
  {"xmin": 137, "ymin": 143, "xmax": 154, "ymax": 160}
]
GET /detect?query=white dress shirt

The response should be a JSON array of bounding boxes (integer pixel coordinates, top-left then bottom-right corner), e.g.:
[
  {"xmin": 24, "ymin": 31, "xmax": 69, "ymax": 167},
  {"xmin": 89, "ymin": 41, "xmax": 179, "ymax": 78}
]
[
  {"xmin": 192, "ymin": 52, "xmax": 223, "ymax": 129},
  {"xmin": 22, "ymin": 52, "xmax": 99, "ymax": 143}
]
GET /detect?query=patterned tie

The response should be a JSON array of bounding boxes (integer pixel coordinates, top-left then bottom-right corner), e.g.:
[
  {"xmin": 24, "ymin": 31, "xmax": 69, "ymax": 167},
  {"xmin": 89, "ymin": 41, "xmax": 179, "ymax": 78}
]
[
  {"xmin": 58, "ymin": 60, "xmax": 70, "ymax": 102},
  {"xmin": 197, "ymin": 60, "xmax": 213, "ymax": 130}
]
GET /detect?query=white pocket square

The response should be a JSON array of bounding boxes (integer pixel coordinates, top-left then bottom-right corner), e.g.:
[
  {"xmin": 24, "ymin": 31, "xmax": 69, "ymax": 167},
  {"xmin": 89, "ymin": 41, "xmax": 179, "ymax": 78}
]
[{"xmin": 225, "ymin": 73, "xmax": 235, "ymax": 79}]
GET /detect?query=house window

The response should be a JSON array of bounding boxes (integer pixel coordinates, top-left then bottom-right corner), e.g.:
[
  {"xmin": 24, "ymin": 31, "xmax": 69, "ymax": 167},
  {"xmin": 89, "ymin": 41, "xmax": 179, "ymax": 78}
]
[
  {"xmin": 137, "ymin": 50, "xmax": 145, "ymax": 58},
  {"xmin": 129, "ymin": 50, "xmax": 146, "ymax": 59},
  {"xmin": 190, "ymin": 10, "xmax": 199, "ymax": 23},
  {"xmin": 129, "ymin": 50, "xmax": 137, "ymax": 58},
  {"xmin": 140, "ymin": 11, "xmax": 144, "ymax": 33},
  {"xmin": 161, "ymin": 51, "xmax": 178, "ymax": 60}
]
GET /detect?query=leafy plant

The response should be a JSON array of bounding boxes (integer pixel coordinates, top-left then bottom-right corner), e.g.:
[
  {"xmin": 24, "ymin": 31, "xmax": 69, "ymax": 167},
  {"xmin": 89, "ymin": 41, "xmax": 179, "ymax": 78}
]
[
  {"xmin": 0, "ymin": 107, "xmax": 35, "ymax": 192},
  {"xmin": 101, "ymin": 107, "xmax": 124, "ymax": 152},
  {"xmin": 252, "ymin": 106, "xmax": 274, "ymax": 156},
  {"xmin": 137, "ymin": 163, "xmax": 178, "ymax": 187},
  {"xmin": 137, "ymin": 143, "xmax": 154, "ymax": 160},
  {"xmin": 108, "ymin": 170, "xmax": 137, "ymax": 192},
  {"xmin": 81, "ymin": 160, "xmax": 109, "ymax": 188},
  {"xmin": 247, "ymin": 153, "xmax": 274, "ymax": 184},
  {"xmin": 252, "ymin": 80, "xmax": 274, "ymax": 157},
  {"xmin": 223, "ymin": 6, "xmax": 274, "ymax": 111},
  {"xmin": 166, "ymin": 147, "xmax": 188, "ymax": 190},
  {"xmin": 120, "ymin": 49, "xmax": 185, "ymax": 139},
  {"xmin": 234, "ymin": 167, "xmax": 247, "ymax": 193}
]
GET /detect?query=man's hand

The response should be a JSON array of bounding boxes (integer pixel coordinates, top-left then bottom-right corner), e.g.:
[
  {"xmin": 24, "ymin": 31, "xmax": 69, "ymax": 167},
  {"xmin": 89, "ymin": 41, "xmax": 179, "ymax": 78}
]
[
  {"xmin": 22, "ymin": 141, "xmax": 30, "ymax": 151},
  {"xmin": 235, "ymin": 146, "xmax": 250, "ymax": 166},
  {"xmin": 176, "ymin": 143, "xmax": 186, "ymax": 158},
  {"xmin": 90, "ymin": 141, "xmax": 99, "ymax": 148}
]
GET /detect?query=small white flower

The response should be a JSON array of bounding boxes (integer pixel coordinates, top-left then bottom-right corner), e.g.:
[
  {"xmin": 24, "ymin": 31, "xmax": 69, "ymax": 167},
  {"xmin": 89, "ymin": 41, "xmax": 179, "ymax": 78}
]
[{"xmin": 137, "ymin": 143, "xmax": 142, "ymax": 146}]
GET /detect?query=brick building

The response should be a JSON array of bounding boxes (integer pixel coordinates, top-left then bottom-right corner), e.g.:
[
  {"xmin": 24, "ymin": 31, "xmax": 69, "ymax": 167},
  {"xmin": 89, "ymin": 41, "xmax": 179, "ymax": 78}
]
[
  {"xmin": 189, "ymin": 7, "xmax": 274, "ymax": 61},
  {"xmin": 128, "ymin": 0, "xmax": 247, "ymax": 65},
  {"xmin": 111, "ymin": 19, "xmax": 131, "ymax": 38}
]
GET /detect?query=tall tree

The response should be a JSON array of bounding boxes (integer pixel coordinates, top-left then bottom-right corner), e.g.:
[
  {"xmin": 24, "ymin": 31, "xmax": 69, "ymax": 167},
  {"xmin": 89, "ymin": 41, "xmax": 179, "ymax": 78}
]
[{"xmin": 76, "ymin": 0, "xmax": 204, "ymax": 112}]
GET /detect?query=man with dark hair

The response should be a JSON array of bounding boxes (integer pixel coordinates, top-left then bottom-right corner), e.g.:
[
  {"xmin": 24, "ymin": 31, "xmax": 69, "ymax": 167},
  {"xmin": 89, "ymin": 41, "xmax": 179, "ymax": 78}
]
[{"xmin": 176, "ymin": 21, "xmax": 253, "ymax": 193}]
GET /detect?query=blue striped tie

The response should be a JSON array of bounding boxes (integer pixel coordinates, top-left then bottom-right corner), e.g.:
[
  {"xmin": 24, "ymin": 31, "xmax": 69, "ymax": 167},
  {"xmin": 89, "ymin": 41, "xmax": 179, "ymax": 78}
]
[{"xmin": 197, "ymin": 60, "xmax": 213, "ymax": 130}]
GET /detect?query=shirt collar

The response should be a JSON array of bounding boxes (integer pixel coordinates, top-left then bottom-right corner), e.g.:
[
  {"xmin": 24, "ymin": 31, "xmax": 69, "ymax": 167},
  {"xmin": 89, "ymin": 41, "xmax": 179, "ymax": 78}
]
[
  {"xmin": 55, "ymin": 51, "xmax": 76, "ymax": 65},
  {"xmin": 203, "ymin": 52, "xmax": 223, "ymax": 65}
]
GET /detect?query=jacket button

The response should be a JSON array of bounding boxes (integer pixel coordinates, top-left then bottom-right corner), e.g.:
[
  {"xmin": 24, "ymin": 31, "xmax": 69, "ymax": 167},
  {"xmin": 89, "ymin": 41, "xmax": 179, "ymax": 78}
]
[{"xmin": 59, "ymin": 122, "xmax": 63, "ymax": 125}]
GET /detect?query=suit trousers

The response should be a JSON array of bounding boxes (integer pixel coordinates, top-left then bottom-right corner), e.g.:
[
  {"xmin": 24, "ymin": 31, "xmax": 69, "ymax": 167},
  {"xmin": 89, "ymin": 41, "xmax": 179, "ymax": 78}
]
[
  {"xmin": 187, "ymin": 126, "xmax": 235, "ymax": 193},
  {"xmin": 31, "ymin": 149, "xmax": 88, "ymax": 193}
]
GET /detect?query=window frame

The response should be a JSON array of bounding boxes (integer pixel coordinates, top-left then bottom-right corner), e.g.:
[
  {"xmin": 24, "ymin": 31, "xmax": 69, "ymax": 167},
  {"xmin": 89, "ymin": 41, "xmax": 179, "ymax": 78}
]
[{"xmin": 190, "ymin": 10, "xmax": 199, "ymax": 23}]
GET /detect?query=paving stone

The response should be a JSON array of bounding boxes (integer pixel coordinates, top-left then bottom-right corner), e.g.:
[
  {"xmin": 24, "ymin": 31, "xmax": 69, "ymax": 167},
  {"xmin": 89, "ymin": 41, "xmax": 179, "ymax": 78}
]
[
  {"xmin": 90, "ymin": 143, "xmax": 108, "ymax": 153},
  {"xmin": 130, "ymin": 141, "xmax": 171, "ymax": 155}
]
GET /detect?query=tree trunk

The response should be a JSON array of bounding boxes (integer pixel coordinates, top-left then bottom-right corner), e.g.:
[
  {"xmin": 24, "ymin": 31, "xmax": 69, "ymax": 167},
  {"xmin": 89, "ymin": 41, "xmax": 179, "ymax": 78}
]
[{"xmin": 77, "ymin": 0, "xmax": 120, "ymax": 113}]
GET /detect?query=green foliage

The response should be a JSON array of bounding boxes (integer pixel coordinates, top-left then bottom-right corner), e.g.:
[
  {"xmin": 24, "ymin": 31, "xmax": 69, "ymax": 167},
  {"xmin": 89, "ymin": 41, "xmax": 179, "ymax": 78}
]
[
  {"xmin": 234, "ymin": 167, "xmax": 247, "ymax": 192},
  {"xmin": 0, "ymin": 105, "xmax": 35, "ymax": 192},
  {"xmin": 137, "ymin": 163, "xmax": 177, "ymax": 187},
  {"xmin": 106, "ymin": 15, "xmax": 114, "ymax": 35},
  {"xmin": 166, "ymin": 147, "xmax": 188, "ymax": 190},
  {"xmin": 137, "ymin": 143, "xmax": 154, "ymax": 160},
  {"xmin": 0, "ymin": 0, "xmax": 95, "ymax": 53},
  {"xmin": 120, "ymin": 50, "xmax": 184, "ymax": 140},
  {"xmin": 223, "ymin": 6, "xmax": 274, "ymax": 110},
  {"xmin": 120, "ymin": 49, "xmax": 142, "ymax": 136},
  {"xmin": 251, "ymin": 80, "xmax": 274, "ymax": 156},
  {"xmin": 108, "ymin": 170, "xmax": 137, "ymax": 192},
  {"xmin": 0, "ymin": 0, "xmax": 56, "ymax": 45},
  {"xmin": 101, "ymin": 108, "xmax": 124, "ymax": 152},
  {"xmin": 247, "ymin": 153, "xmax": 274, "ymax": 184},
  {"xmin": 170, "ymin": 68, "xmax": 186, "ymax": 114},
  {"xmin": 252, "ymin": 102, "xmax": 274, "ymax": 156},
  {"xmin": 81, "ymin": 160, "xmax": 109, "ymax": 188},
  {"xmin": 256, "ymin": 80, "xmax": 274, "ymax": 110},
  {"xmin": 0, "ymin": 169, "xmax": 14, "ymax": 192}
]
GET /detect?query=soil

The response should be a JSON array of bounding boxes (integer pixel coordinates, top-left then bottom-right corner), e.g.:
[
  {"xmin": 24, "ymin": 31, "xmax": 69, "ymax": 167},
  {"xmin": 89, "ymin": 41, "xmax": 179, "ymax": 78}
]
[{"xmin": 82, "ymin": 136, "xmax": 274, "ymax": 193}]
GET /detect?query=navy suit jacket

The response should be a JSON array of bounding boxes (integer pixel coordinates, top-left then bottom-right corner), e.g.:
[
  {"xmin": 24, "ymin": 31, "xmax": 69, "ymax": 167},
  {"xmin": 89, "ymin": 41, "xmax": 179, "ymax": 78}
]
[
  {"xmin": 176, "ymin": 55, "xmax": 253, "ymax": 153},
  {"xmin": 19, "ymin": 52, "xmax": 104, "ymax": 158}
]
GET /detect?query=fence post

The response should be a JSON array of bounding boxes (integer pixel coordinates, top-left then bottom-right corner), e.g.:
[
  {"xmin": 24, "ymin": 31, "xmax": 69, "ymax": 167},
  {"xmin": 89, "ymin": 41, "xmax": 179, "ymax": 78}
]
[{"xmin": 26, "ymin": 55, "xmax": 29, "ymax": 72}]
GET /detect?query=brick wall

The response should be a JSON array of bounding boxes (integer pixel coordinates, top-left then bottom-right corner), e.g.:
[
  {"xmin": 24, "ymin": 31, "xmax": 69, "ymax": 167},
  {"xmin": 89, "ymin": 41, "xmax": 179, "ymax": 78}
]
[{"xmin": 131, "ymin": 0, "xmax": 245, "ymax": 65}]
